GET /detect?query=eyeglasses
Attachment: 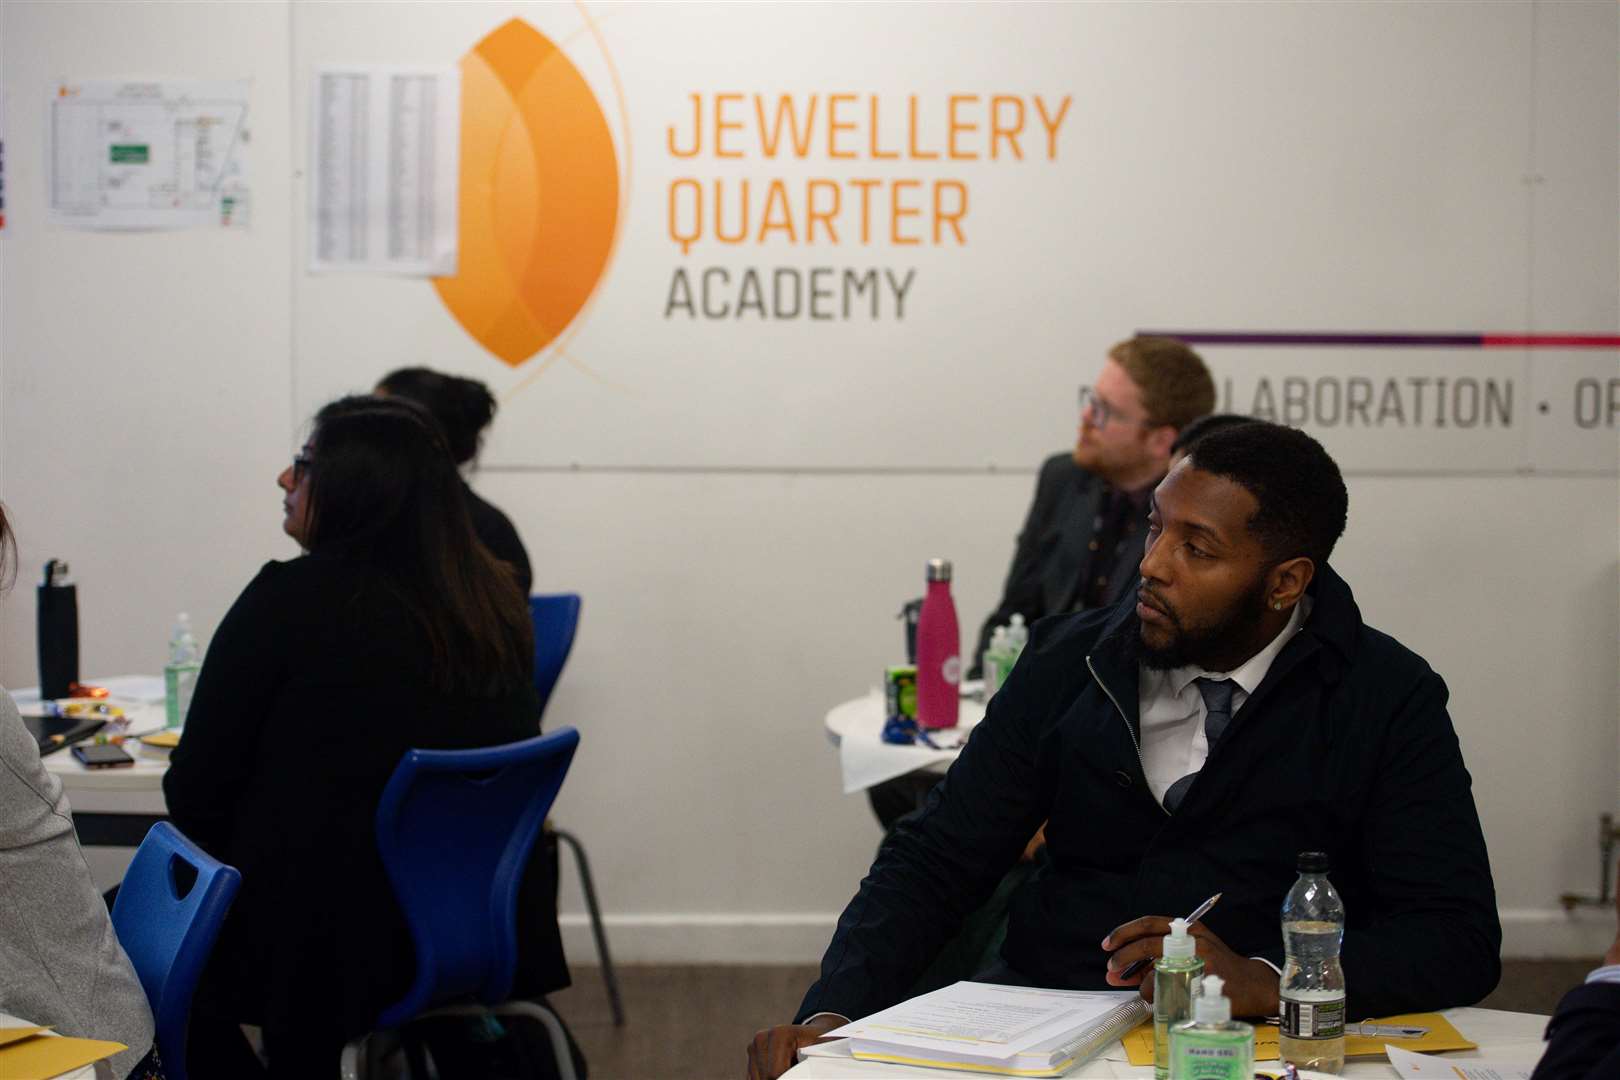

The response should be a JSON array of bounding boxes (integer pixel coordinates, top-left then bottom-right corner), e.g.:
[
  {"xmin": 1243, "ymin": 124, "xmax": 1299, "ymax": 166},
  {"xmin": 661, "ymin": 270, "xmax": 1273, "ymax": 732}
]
[
  {"xmin": 1078, "ymin": 386, "xmax": 1153, "ymax": 430},
  {"xmin": 290, "ymin": 452, "xmax": 315, "ymax": 484}
]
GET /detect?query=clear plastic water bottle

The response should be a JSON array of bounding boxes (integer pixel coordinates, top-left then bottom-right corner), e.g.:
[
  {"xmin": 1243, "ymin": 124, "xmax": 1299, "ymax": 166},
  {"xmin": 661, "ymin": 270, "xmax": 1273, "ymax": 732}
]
[
  {"xmin": 982, "ymin": 626, "xmax": 1011, "ymax": 699},
  {"xmin": 1279, "ymin": 850, "xmax": 1346, "ymax": 1073},
  {"xmin": 164, "ymin": 613, "xmax": 202, "ymax": 729},
  {"xmin": 915, "ymin": 559, "xmax": 960, "ymax": 730}
]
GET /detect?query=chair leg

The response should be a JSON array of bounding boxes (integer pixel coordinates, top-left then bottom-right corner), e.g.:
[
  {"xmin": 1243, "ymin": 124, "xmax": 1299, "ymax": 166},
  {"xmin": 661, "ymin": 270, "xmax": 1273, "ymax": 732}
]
[
  {"xmin": 553, "ymin": 826, "xmax": 625, "ymax": 1026},
  {"xmin": 339, "ymin": 1038, "xmax": 364, "ymax": 1080},
  {"xmin": 491, "ymin": 1002, "xmax": 579, "ymax": 1080}
]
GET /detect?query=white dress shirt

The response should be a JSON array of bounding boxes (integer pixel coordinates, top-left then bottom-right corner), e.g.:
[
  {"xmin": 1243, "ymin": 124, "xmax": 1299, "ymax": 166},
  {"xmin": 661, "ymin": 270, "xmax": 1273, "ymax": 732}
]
[{"xmin": 1137, "ymin": 597, "xmax": 1312, "ymax": 806}]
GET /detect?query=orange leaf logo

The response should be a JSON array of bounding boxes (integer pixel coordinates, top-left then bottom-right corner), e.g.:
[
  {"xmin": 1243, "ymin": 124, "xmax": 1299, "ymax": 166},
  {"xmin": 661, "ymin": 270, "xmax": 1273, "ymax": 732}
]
[{"xmin": 435, "ymin": 18, "xmax": 620, "ymax": 368}]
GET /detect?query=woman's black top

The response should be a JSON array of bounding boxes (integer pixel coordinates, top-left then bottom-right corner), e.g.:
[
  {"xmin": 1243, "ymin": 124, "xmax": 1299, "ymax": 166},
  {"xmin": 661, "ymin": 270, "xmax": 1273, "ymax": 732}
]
[
  {"xmin": 163, "ymin": 554, "xmax": 562, "ymax": 1044},
  {"xmin": 464, "ymin": 482, "xmax": 532, "ymax": 596}
]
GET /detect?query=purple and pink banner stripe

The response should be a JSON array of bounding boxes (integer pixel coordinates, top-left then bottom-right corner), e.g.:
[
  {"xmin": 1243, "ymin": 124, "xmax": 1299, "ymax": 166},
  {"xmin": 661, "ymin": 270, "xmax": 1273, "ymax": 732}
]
[{"xmin": 1138, "ymin": 330, "xmax": 1620, "ymax": 349}]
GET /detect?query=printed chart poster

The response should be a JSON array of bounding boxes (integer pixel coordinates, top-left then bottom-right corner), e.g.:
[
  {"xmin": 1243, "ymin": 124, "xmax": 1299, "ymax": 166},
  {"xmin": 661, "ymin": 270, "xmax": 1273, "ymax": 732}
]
[
  {"xmin": 48, "ymin": 80, "xmax": 250, "ymax": 230},
  {"xmin": 308, "ymin": 67, "xmax": 461, "ymax": 276}
]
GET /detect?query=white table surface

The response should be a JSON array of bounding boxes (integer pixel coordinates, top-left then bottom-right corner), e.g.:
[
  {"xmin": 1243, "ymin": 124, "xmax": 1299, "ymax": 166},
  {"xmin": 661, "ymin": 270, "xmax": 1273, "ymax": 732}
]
[
  {"xmin": 15, "ymin": 678, "xmax": 170, "ymax": 814},
  {"xmin": 784, "ymin": 1006, "xmax": 1549, "ymax": 1078},
  {"xmin": 824, "ymin": 689, "xmax": 987, "ymax": 795},
  {"xmin": 0, "ymin": 1011, "xmax": 99, "ymax": 1080}
]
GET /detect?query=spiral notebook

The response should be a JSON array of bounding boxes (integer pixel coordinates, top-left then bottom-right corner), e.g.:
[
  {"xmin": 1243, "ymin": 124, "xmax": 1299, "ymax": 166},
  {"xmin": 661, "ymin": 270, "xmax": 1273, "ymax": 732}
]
[{"xmin": 826, "ymin": 982, "xmax": 1149, "ymax": 1077}]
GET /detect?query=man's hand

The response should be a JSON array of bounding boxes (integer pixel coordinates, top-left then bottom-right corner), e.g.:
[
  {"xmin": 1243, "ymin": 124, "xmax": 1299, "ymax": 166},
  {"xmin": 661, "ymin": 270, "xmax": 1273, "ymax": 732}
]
[
  {"xmin": 1101, "ymin": 915, "xmax": 1280, "ymax": 1018},
  {"xmin": 1605, "ymin": 861, "xmax": 1620, "ymax": 968},
  {"xmin": 746, "ymin": 1015, "xmax": 843, "ymax": 1080}
]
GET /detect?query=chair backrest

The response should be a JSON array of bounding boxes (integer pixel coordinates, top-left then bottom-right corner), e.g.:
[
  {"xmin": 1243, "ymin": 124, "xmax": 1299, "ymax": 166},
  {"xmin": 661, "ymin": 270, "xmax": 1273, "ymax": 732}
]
[
  {"xmin": 529, "ymin": 593, "xmax": 582, "ymax": 716},
  {"xmin": 110, "ymin": 822, "xmax": 242, "ymax": 1080},
  {"xmin": 372, "ymin": 727, "xmax": 580, "ymax": 1028}
]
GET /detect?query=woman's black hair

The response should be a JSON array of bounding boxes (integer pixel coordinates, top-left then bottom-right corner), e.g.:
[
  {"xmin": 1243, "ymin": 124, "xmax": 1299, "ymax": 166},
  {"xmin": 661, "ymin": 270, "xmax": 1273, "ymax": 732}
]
[
  {"xmin": 303, "ymin": 395, "xmax": 531, "ymax": 694},
  {"xmin": 0, "ymin": 502, "xmax": 14, "ymax": 593},
  {"xmin": 375, "ymin": 367, "xmax": 497, "ymax": 467}
]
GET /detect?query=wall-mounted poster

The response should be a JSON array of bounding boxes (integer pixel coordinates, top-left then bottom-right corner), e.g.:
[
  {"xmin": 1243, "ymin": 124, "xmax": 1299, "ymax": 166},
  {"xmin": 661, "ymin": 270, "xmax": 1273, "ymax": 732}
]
[{"xmin": 48, "ymin": 79, "xmax": 250, "ymax": 230}]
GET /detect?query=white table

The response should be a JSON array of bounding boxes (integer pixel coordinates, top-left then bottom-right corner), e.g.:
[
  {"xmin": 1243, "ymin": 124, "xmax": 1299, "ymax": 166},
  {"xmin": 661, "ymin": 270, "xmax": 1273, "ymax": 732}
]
[
  {"xmin": 824, "ymin": 689, "xmax": 987, "ymax": 795},
  {"xmin": 15, "ymin": 677, "xmax": 171, "ymax": 886},
  {"xmin": 785, "ymin": 1006, "xmax": 1549, "ymax": 1078}
]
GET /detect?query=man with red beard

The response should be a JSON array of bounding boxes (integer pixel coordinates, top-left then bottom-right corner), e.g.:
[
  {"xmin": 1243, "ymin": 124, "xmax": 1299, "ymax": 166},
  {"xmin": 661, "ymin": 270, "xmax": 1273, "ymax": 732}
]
[
  {"xmin": 750, "ymin": 421, "xmax": 1500, "ymax": 1080},
  {"xmin": 872, "ymin": 336, "xmax": 1216, "ymax": 832}
]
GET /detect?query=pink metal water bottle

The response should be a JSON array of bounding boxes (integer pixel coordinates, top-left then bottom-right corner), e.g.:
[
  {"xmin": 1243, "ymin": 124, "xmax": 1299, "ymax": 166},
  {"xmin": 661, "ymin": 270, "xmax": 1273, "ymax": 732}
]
[{"xmin": 916, "ymin": 558, "xmax": 961, "ymax": 730}]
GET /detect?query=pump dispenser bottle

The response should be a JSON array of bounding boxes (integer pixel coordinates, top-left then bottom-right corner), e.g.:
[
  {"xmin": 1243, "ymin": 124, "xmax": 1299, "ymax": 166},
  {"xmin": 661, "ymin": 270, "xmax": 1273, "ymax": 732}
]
[
  {"xmin": 1169, "ymin": 975, "xmax": 1253, "ymax": 1080},
  {"xmin": 1153, "ymin": 918, "xmax": 1204, "ymax": 1079}
]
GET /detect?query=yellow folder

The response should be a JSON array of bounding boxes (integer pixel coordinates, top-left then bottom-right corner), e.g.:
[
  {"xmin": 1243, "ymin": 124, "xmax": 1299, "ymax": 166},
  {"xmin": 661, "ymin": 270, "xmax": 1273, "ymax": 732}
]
[
  {"xmin": 0, "ymin": 1031, "xmax": 127, "ymax": 1079},
  {"xmin": 1123, "ymin": 1012, "xmax": 1476, "ymax": 1066}
]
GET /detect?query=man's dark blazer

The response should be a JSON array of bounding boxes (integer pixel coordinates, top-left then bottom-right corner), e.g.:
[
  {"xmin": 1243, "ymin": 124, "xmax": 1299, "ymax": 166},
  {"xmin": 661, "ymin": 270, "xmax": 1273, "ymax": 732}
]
[
  {"xmin": 800, "ymin": 564, "xmax": 1502, "ymax": 1023},
  {"xmin": 973, "ymin": 453, "xmax": 1149, "ymax": 670},
  {"xmin": 1532, "ymin": 980, "xmax": 1620, "ymax": 1079}
]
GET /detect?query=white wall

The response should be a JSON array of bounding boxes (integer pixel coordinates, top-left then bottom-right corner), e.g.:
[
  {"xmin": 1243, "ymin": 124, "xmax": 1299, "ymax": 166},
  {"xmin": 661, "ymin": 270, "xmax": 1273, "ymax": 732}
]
[{"xmin": 2, "ymin": 0, "xmax": 1616, "ymax": 965}]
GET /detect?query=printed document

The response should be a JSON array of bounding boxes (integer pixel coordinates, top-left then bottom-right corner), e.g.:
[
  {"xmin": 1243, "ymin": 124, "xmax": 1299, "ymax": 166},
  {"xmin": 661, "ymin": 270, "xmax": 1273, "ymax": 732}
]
[
  {"xmin": 1387, "ymin": 1045, "xmax": 1535, "ymax": 1079},
  {"xmin": 48, "ymin": 80, "xmax": 250, "ymax": 230},
  {"xmin": 309, "ymin": 66, "xmax": 460, "ymax": 276},
  {"xmin": 829, "ymin": 982, "xmax": 1133, "ymax": 1059}
]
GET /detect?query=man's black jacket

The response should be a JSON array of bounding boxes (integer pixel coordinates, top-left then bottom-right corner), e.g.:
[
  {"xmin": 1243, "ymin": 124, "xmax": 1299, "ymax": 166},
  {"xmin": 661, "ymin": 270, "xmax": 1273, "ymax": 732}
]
[
  {"xmin": 800, "ymin": 564, "xmax": 1501, "ymax": 1021},
  {"xmin": 972, "ymin": 453, "xmax": 1148, "ymax": 669},
  {"xmin": 1531, "ymin": 981, "xmax": 1620, "ymax": 1079}
]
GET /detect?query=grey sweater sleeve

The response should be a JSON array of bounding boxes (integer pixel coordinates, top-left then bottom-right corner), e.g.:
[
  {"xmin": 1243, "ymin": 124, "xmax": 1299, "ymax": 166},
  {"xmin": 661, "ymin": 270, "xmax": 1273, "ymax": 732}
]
[{"xmin": 0, "ymin": 688, "xmax": 154, "ymax": 1076}]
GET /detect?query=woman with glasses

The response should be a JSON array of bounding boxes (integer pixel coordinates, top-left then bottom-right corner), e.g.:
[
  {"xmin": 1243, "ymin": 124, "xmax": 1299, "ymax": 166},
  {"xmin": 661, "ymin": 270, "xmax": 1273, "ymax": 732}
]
[{"xmin": 164, "ymin": 395, "xmax": 564, "ymax": 1078}]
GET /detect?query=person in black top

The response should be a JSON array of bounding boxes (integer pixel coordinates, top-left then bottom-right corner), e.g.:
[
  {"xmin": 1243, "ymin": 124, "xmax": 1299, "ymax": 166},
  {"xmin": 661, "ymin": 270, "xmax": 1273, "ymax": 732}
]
[
  {"xmin": 376, "ymin": 366, "xmax": 533, "ymax": 595},
  {"xmin": 870, "ymin": 339, "xmax": 1216, "ymax": 834},
  {"xmin": 748, "ymin": 423, "xmax": 1500, "ymax": 1080},
  {"xmin": 973, "ymin": 336, "xmax": 1216, "ymax": 670},
  {"xmin": 1530, "ymin": 865, "xmax": 1620, "ymax": 1079},
  {"xmin": 165, "ymin": 396, "xmax": 559, "ymax": 1078}
]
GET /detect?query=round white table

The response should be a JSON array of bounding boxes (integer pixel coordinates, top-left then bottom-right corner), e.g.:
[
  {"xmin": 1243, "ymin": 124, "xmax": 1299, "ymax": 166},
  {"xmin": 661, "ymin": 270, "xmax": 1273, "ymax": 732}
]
[
  {"xmin": 785, "ymin": 1006, "xmax": 1549, "ymax": 1078},
  {"xmin": 823, "ymin": 688, "xmax": 987, "ymax": 796},
  {"xmin": 21, "ymin": 677, "xmax": 171, "ymax": 821},
  {"xmin": 14, "ymin": 678, "xmax": 172, "ymax": 887}
]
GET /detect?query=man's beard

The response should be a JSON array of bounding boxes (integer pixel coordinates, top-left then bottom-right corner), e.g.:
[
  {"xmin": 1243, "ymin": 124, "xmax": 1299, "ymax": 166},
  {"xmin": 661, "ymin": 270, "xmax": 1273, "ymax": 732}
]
[{"xmin": 1126, "ymin": 576, "xmax": 1271, "ymax": 671}]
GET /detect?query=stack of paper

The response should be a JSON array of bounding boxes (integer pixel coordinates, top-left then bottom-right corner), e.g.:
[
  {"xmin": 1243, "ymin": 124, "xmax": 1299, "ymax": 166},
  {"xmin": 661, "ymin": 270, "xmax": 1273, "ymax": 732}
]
[{"xmin": 828, "ymin": 981, "xmax": 1148, "ymax": 1077}]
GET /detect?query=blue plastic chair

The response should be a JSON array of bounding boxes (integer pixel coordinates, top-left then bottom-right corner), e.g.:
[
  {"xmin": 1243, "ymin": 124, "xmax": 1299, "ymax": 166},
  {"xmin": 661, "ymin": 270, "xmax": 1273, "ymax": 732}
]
[
  {"xmin": 110, "ymin": 822, "xmax": 242, "ymax": 1080},
  {"xmin": 529, "ymin": 593, "xmax": 582, "ymax": 717},
  {"xmin": 528, "ymin": 593, "xmax": 624, "ymax": 1026},
  {"xmin": 341, "ymin": 727, "xmax": 582, "ymax": 1080}
]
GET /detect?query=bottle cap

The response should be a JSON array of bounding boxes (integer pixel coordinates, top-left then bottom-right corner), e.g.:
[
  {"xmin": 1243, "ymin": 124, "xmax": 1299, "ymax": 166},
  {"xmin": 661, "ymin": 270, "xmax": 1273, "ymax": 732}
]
[
  {"xmin": 1296, "ymin": 850, "xmax": 1330, "ymax": 874},
  {"xmin": 926, "ymin": 558, "xmax": 953, "ymax": 583},
  {"xmin": 1162, "ymin": 917, "xmax": 1196, "ymax": 960},
  {"xmin": 1192, "ymin": 975, "xmax": 1230, "ymax": 1023}
]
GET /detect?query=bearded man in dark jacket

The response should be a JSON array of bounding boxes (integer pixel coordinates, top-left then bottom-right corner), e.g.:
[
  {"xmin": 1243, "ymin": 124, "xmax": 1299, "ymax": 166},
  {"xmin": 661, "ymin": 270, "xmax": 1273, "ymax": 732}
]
[{"xmin": 749, "ymin": 421, "xmax": 1501, "ymax": 1080}]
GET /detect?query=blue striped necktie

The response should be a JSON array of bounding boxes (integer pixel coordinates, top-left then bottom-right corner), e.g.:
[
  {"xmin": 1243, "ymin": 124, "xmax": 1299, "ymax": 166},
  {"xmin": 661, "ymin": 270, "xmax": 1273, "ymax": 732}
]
[{"xmin": 1162, "ymin": 677, "xmax": 1236, "ymax": 813}]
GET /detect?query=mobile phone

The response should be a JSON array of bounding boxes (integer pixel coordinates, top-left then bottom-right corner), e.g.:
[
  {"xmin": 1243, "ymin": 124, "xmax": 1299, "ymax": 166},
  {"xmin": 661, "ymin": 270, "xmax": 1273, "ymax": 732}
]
[{"xmin": 72, "ymin": 743, "xmax": 135, "ymax": 769}]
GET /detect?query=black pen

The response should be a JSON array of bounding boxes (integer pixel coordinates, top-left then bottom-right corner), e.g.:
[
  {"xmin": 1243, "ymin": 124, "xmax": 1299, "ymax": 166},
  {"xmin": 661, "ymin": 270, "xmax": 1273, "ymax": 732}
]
[{"xmin": 1117, "ymin": 891, "xmax": 1222, "ymax": 982}]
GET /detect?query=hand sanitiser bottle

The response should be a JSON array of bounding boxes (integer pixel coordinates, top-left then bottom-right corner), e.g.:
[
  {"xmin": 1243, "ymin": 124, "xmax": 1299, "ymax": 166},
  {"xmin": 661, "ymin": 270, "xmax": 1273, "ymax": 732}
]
[
  {"xmin": 915, "ymin": 559, "xmax": 960, "ymax": 730},
  {"xmin": 1153, "ymin": 918, "xmax": 1204, "ymax": 1080},
  {"xmin": 164, "ymin": 613, "xmax": 202, "ymax": 729},
  {"xmin": 1279, "ymin": 850, "xmax": 1347, "ymax": 1073},
  {"xmin": 1169, "ymin": 975, "xmax": 1253, "ymax": 1080}
]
